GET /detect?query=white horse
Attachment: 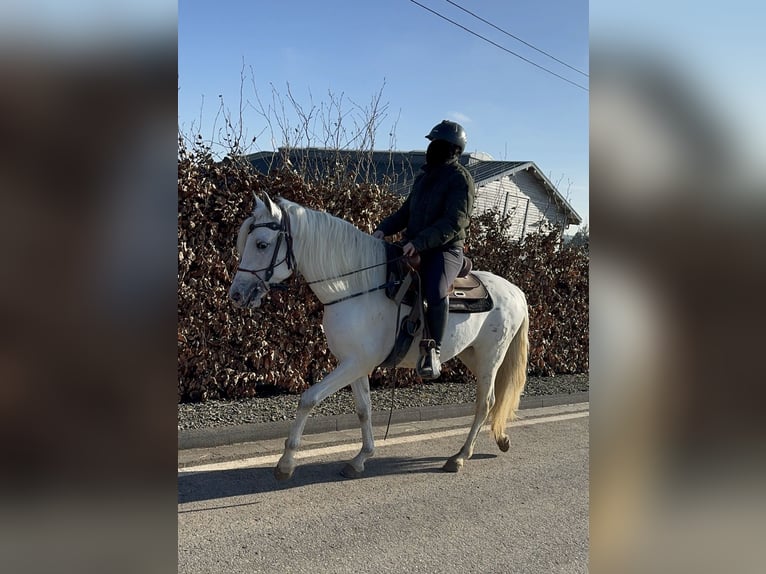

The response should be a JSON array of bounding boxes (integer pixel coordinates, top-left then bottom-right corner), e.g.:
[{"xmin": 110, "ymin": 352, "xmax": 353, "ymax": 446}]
[{"xmin": 229, "ymin": 193, "xmax": 529, "ymax": 481}]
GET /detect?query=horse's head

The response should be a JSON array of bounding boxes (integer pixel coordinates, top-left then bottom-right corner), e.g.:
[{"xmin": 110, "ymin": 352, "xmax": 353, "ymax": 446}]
[{"xmin": 228, "ymin": 192, "xmax": 296, "ymax": 309}]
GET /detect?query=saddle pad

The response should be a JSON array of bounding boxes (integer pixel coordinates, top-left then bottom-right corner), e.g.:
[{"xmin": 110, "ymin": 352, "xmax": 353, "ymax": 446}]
[{"xmin": 448, "ymin": 273, "xmax": 492, "ymax": 313}]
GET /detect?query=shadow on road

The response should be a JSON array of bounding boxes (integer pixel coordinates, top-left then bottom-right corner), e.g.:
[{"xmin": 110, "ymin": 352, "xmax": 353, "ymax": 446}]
[{"xmin": 178, "ymin": 453, "xmax": 497, "ymax": 506}]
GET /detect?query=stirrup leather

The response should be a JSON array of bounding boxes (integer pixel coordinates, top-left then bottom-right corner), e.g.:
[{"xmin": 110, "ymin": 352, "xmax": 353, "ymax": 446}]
[{"xmin": 416, "ymin": 339, "xmax": 441, "ymax": 379}]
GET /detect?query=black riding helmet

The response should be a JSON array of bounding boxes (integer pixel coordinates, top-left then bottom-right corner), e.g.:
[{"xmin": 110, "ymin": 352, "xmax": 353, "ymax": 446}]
[{"xmin": 425, "ymin": 120, "xmax": 467, "ymax": 154}]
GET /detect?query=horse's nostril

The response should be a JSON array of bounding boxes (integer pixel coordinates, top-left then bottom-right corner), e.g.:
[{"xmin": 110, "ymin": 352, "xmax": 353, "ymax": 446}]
[{"xmin": 231, "ymin": 291, "xmax": 241, "ymax": 302}]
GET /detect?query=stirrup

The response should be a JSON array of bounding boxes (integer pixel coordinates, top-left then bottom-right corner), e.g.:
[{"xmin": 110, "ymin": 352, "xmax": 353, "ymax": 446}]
[{"xmin": 416, "ymin": 339, "xmax": 441, "ymax": 379}]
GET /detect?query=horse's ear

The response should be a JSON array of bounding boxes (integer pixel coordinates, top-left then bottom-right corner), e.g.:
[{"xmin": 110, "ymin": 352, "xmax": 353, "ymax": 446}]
[{"xmin": 262, "ymin": 191, "xmax": 280, "ymax": 219}]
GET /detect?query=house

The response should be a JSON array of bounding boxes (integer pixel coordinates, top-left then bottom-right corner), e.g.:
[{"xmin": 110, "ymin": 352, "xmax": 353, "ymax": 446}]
[{"xmin": 247, "ymin": 148, "xmax": 582, "ymax": 240}]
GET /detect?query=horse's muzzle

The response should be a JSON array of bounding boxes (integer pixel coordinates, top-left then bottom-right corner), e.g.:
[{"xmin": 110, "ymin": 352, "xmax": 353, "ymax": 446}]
[{"xmin": 229, "ymin": 281, "xmax": 264, "ymax": 309}]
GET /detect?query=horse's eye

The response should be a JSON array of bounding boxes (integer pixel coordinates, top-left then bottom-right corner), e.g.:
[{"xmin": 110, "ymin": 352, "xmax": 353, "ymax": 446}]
[{"xmin": 256, "ymin": 241, "xmax": 269, "ymax": 250}]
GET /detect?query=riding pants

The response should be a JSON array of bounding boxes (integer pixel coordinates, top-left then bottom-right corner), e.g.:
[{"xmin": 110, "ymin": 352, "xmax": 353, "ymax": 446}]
[{"xmin": 419, "ymin": 246, "xmax": 463, "ymax": 347}]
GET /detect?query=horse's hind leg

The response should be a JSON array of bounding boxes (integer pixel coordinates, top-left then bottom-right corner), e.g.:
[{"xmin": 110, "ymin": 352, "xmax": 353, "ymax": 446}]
[
  {"xmin": 443, "ymin": 346, "xmax": 502, "ymax": 472},
  {"xmin": 341, "ymin": 376, "xmax": 375, "ymax": 479},
  {"xmin": 275, "ymin": 360, "xmax": 365, "ymax": 481}
]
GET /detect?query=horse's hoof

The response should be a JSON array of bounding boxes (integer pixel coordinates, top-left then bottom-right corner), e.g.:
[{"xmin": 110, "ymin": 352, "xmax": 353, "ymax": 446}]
[
  {"xmin": 442, "ymin": 457, "xmax": 463, "ymax": 473},
  {"xmin": 340, "ymin": 463, "xmax": 364, "ymax": 479},
  {"xmin": 274, "ymin": 466, "xmax": 294, "ymax": 482},
  {"xmin": 497, "ymin": 435, "xmax": 510, "ymax": 452}
]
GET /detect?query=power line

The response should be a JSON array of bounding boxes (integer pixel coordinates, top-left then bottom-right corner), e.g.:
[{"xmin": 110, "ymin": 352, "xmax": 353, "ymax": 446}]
[
  {"xmin": 443, "ymin": 0, "xmax": 588, "ymax": 78},
  {"xmin": 408, "ymin": 0, "xmax": 588, "ymax": 92}
]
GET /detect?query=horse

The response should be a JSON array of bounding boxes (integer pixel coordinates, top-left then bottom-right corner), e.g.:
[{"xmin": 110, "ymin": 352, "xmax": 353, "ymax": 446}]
[{"xmin": 228, "ymin": 192, "xmax": 529, "ymax": 481}]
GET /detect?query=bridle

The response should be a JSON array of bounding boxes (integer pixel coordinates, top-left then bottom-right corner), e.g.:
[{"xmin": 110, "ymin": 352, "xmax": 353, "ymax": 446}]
[{"xmin": 236, "ymin": 204, "xmax": 296, "ymax": 289}]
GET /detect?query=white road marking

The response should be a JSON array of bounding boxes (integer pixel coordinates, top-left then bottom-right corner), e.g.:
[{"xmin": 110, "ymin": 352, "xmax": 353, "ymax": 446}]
[{"xmin": 179, "ymin": 410, "xmax": 588, "ymax": 474}]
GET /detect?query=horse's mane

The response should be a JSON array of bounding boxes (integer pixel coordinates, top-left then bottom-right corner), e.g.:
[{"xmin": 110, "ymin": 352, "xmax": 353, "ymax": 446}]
[{"xmin": 279, "ymin": 199, "xmax": 386, "ymax": 304}]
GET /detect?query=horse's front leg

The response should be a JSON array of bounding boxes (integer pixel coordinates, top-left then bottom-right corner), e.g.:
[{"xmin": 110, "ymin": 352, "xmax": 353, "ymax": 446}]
[
  {"xmin": 275, "ymin": 360, "xmax": 365, "ymax": 482},
  {"xmin": 340, "ymin": 375, "xmax": 375, "ymax": 479}
]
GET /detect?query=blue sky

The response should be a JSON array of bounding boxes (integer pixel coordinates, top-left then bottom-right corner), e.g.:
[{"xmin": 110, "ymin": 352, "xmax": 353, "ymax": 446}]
[{"xmin": 178, "ymin": 0, "xmax": 589, "ymax": 226}]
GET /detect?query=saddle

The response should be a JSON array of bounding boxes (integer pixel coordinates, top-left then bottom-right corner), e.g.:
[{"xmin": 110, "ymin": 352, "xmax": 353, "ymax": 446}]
[
  {"xmin": 383, "ymin": 244, "xmax": 492, "ymax": 312},
  {"xmin": 378, "ymin": 243, "xmax": 493, "ymax": 369}
]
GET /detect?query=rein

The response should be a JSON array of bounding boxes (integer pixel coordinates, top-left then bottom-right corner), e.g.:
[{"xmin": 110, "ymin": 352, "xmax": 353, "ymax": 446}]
[
  {"xmin": 305, "ymin": 256, "xmax": 404, "ymax": 286},
  {"xmin": 313, "ymin": 254, "xmax": 408, "ymax": 306}
]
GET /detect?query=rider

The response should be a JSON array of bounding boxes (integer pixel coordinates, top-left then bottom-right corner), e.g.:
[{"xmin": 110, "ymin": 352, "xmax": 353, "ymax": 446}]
[{"xmin": 373, "ymin": 120, "xmax": 476, "ymax": 378}]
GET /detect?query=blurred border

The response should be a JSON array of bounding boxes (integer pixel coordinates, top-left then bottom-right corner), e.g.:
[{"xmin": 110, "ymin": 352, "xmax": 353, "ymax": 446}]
[
  {"xmin": 2, "ymin": 2, "xmax": 765, "ymax": 572},
  {"xmin": 0, "ymin": 3, "xmax": 178, "ymax": 573},
  {"xmin": 591, "ymin": 4, "xmax": 766, "ymax": 573}
]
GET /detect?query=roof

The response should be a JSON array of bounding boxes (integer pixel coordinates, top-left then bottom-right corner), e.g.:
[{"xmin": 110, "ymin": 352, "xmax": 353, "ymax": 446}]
[
  {"xmin": 466, "ymin": 160, "xmax": 582, "ymax": 226},
  {"xmin": 246, "ymin": 148, "xmax": 582, "ymax": 225}
]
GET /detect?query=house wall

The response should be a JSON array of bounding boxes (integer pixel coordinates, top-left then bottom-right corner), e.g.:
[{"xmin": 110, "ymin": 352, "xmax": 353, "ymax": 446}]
[{"xmin": 474, "ymin": 169, "xmax": 569, "ymax": 240}]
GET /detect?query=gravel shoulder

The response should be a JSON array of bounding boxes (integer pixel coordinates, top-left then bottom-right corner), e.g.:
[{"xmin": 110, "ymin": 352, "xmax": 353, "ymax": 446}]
[{"xmin": 178, "ymin": 373, "xmax": 589, "ymax": 431}]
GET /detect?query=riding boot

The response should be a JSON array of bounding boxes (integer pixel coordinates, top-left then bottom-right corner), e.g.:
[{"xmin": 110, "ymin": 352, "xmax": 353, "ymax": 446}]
[{"xmin": 418, "ymin": 298, "xmax": 448, "ymax": 379}]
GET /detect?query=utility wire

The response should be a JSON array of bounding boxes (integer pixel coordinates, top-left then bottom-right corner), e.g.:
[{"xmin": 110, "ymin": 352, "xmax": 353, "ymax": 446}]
[
  {"xmin": 443, "ymin": 0, "xmax": 588, "ymax": 78},
  {"xmin": 408, "ymin": 0, "xmax": 588, "ymax": 92}
]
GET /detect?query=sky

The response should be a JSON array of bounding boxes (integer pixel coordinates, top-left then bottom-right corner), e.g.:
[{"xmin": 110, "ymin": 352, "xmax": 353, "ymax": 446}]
[{"xmin": 178, "ymin": 0, "xmax": 589, "ymax": 227}]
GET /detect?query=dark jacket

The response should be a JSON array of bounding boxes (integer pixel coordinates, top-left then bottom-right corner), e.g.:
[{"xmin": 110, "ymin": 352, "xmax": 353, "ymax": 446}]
[{"xmin": 376, "ymin": 159, "xmax": 475, "ymax": 253}]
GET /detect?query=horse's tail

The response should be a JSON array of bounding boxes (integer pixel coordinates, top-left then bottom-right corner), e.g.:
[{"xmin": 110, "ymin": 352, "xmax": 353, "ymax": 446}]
[{"xmin": 489, "ymin": 311, "xmax": 529, "ymax": 446}]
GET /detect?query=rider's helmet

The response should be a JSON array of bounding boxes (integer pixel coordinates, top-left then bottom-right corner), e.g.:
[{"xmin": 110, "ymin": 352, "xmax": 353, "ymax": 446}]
[{"xmin": 425, "ymin": 120, "xmax": 467, "ymax": 154}]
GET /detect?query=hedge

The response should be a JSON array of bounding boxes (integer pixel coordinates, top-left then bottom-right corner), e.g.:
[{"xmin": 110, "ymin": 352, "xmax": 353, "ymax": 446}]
[{"xmin": 178, "ymin": 143, "xmax": 588, "ymax": 402}]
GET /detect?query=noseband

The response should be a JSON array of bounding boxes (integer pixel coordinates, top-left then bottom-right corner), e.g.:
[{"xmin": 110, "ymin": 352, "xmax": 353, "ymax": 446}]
[{"xmin": 236, "ymin": 204, "xmax": 296, "ymax": 288}]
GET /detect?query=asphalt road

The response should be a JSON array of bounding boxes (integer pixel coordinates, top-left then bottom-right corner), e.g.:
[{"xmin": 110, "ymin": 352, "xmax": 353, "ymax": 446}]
[{"xmin": 178, "ymin": 404, "xmax": 589, "ymax": 574}]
